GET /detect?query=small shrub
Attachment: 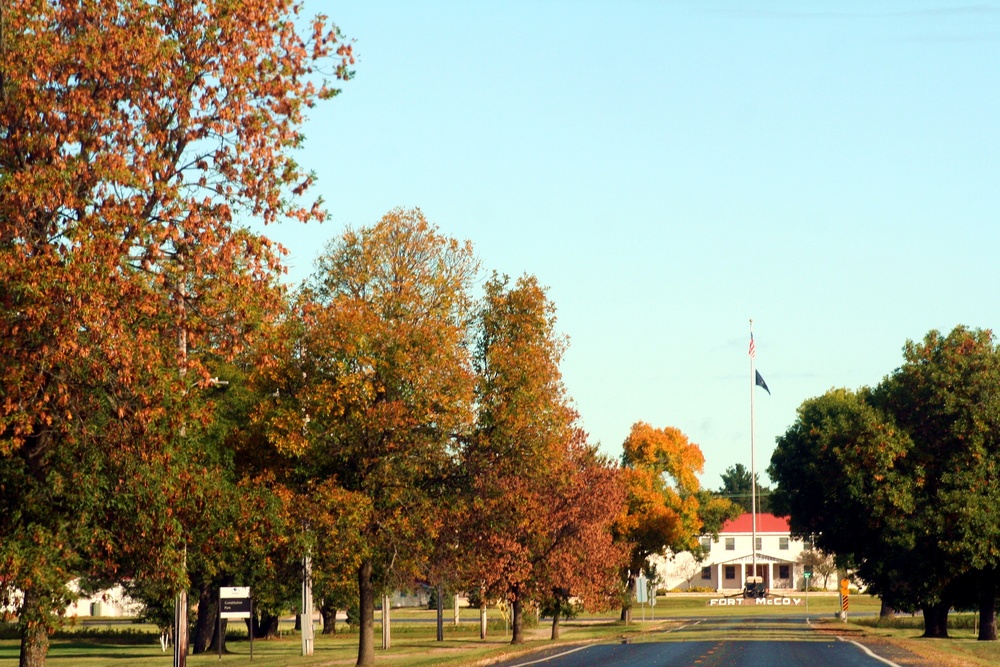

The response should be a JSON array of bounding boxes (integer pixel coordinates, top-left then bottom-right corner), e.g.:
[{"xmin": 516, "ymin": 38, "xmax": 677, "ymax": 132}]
[
  {"xmin": 853, "ymin": 613, "xmax": 976, "ymax": 631},
  {"xmin": 54, "ymin": 627, "xmax": 160, "ymax": 645}
]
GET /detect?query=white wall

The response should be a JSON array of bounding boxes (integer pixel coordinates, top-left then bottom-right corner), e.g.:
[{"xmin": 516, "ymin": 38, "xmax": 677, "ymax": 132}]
[{"xmin": 64, "ymin": 581, "xmax": 142, "ymax": 618}]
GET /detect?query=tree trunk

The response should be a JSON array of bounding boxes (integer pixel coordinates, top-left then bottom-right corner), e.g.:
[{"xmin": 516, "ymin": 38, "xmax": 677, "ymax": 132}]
[
  {"xmin": 208, "ymin": 619, "xmax": 228, "ymax": 654},
  {"xmin": 620, "ymin": 574, "xmax": 635, "ymax": 623},
  {"xmin": 511, "ymin": 596, "xmax": 524, "ymax": 644},
  {"xmin": 921, "ymin": 602, "xmax": 950, "ymax": 638},
  {"xmin": 550, "ymin": 609, "xmax": 561, "ymax": 640},
  {"xmin": 879, "ymin": 599, "xmax": 895, "ymax": 618},
  {"xmin": 192, "ymin": 585, "xmax": 216, "ymax": 654},
  {"xmin": 979, "ymin": 583, "xmax": 998, "ymax": 641},
  {"xmin": 357, "ymin": 559, "xmax": 376, "ymax": 667},
  {"xmin": 320, "ymin": 602, "xmax": 338, "ymax": 635},
  {"xmin": 436, "ymin": 584, "xmax": 444, "ymax": 641},
  {"xmin": 247, "ymin": 612, "xmax": 280, "ymax": 639},
  {"xmin": 18, "ymin": 589, "xmax": 49, "ymax": 667}
]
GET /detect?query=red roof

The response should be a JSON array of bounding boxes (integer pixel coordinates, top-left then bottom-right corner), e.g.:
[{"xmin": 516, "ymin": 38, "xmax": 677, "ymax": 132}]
[{"xmin": 719, "ymin": 513, "xmax": 790, "ymax": 534}]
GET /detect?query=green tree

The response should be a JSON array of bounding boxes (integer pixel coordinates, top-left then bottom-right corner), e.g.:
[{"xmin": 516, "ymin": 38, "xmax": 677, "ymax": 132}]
[
  {"xmin": 717, "ymin": 463, "xmax": 771, "ymax": 514},
  {"xmin": 770, "ymin": 327, "xmax": 1000, "ymax": 640},
  {"xmin": 769, "ymin": 388, "xmax": 925, "ymax": 624},
  {"xmin": 869, "ymin": 327, "xmax": 1000, "ymax": 639}
]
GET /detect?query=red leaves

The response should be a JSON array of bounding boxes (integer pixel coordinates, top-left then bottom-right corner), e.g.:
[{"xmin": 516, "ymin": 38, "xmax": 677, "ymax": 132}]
[{"xmin": 460, "ymin": 275, "xmax": 627, "ymax": 613}]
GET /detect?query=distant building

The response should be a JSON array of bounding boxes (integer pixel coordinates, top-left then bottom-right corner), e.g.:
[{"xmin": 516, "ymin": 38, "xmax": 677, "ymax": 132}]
[
  {"xmin": 655, "ymin": 513, "xmax": 833, "ymax": 593},
  {"xmin": 64, "ymin": 581, "xmax": 141, "ymax": 618}
]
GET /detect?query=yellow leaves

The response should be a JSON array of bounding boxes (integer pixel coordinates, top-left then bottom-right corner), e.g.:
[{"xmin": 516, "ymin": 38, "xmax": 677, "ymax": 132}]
[
  {"xmin": 617, "ymin": 421, "xmax": 712, "ymax": 563},
  {"xmin": 622, "ymin": 421, "xmax": 704, "ymax": 495}
]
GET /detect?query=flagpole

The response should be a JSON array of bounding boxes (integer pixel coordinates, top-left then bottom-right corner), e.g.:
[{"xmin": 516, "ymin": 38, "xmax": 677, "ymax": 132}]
[{"xmin": 749, "ymin": 319, "xmax": 758, "ymax": 587}]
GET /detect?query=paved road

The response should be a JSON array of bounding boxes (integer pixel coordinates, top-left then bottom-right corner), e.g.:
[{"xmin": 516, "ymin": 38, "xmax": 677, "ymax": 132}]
[{"xmin": 493, "ymin": 616, "xmax": 923, "ymax": 667}]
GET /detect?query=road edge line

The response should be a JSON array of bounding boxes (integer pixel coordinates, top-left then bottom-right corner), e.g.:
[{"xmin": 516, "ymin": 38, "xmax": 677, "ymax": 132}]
[
  {"xmin": 503, "ymin": 644, "xmax": 593, "ymax": 667},
  {"xmin": 836, "ymin": 636, "xmax": 904, "ymax": 667}
]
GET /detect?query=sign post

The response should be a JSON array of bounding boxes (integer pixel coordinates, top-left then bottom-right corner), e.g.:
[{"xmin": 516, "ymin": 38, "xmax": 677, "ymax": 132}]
[
  {"xmin": 635, "ymin": 572, "xmax": 648, "ymax": 622},
  {"xmin": 649, "ymin": 578, "xmax": 656, "ymax": 621},
  {"xmin": 803, "ymin": 567, "xmax": 812, "ymax": 615},
  {"xmin": 839, "ymin": 578, "xmax": 850, "ymax": 621},
  {"xmin": 220, "ymin": 587, "xmax": 252, "ymax": 661}
]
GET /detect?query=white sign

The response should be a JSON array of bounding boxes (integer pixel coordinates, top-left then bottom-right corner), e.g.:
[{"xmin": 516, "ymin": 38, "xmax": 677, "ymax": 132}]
[
  {"xmin": 708, "ymin": 597, "xmax": 803, "ymax": 607},
  {"xmin": 220, "ymin": 587, "xmax": 251, "ymax": 619},
  {"xmin": 635, "ymin": 573, "xmax": 648, "ymax": 604}
]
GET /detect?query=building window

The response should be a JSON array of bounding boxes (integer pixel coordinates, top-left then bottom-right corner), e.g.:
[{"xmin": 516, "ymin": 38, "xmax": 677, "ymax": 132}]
[
  {"xmin": 700, "ymin": 536, "xmax": 712, "ymax": 552},
  {"xmin": 779, "ymin": 537, "xmax": 789, "ymax": 550},
  {"xmin": 755, "ymin": 537, "xmax": 762, "ymax": 550},
  {"xmin": 701, "ymin": 567, "xmax": 711, "ymax": 580},
  {"xmin": 725, "ymin": 565, "xmax": 736, "ymax": 580},
  {"xmin": 779, "ymin": 565, "xmax": 790, "ymax": 579},
  {"xmin": 725, "ymin": 537, "xmax": 735, "ymax": 551}
]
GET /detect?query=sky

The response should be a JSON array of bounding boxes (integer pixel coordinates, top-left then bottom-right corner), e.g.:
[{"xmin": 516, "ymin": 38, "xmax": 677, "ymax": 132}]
[{"xmin": 261, "ymin": 1, "xmax": 1000, "ymax": 488}]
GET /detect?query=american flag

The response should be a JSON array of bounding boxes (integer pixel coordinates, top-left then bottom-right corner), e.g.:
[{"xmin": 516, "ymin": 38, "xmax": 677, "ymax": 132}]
[{"xmin": 749, "ymin": 334, "xmax": 756, "ymax": 358}]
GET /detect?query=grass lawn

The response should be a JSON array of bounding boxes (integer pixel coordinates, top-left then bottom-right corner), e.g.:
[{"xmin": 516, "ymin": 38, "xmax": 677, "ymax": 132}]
[
  {"xmin": 3, "ymin": 595, "xmax": 999, "ymax": 666},
  {"xmin": 844, "ymin": 612, "xmax": 1000, "ymax": 667},
  {"xmin": 0, "ymin": 619, "xmax": 658, "ymax": 667}
]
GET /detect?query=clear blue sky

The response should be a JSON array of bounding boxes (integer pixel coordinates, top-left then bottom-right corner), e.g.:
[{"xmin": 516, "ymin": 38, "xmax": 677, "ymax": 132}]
[{"xmin": 264, "ymin": 1, "xmax": 1000, "ymax": 488}]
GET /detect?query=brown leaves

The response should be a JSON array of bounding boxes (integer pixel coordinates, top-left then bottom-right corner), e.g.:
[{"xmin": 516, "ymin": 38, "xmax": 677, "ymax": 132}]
[{"xmin": 0, "ymin": 0, "xmax": 349, "ymax": 640}]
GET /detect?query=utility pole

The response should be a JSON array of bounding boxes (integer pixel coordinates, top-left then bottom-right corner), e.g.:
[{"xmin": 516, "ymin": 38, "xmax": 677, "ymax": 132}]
[{"xmin": 301, "ymin": 556, "xmax": 314, "ymax": 656}]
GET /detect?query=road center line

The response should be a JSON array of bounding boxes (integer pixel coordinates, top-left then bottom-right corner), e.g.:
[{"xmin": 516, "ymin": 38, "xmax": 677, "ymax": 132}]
[{"xmin": 504, "ymin": 619, "xmax": 704, "ymax": 667}]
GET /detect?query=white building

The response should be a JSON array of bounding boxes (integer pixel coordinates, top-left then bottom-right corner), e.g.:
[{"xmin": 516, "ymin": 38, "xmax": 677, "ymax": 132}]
[
  {"xmin": 656, "ymin": 513, "xmax": 830, "ymax": 593},
  {"xmin": 64, "ymin": 581, "xmax": 142, "ymax": 618}
]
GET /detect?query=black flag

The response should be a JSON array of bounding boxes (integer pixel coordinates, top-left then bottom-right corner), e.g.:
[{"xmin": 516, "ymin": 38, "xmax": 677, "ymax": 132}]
[{"xmin": 755, "ymin": 370, "xmax": 770, "ymax": 395}]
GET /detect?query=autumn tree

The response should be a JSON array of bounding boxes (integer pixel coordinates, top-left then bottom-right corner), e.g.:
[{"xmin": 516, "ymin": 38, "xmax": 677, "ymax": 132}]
[
  {"xmin": 461, "ymin": 274, "xmax": 626, "ymax": 644},
  {"xmin": 614, "ymin": 422, "xmax": 739, "ymax": 622},
  {"xmin": 537, "ymin": 444, "xmax": 626, "ymax": 641},
  {"xmin": 253, "ymin": 209, "xmax": 478, "ymax": 667},
  {"xmin": 0, "ymin": 1, "xmax": 352, "ymax": 664}
]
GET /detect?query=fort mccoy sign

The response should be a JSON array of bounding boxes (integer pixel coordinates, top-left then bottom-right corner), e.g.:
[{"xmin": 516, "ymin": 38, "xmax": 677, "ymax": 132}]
[{"xmin": 708, "ymin": 596, "xmax": 804, "ymax": 607}]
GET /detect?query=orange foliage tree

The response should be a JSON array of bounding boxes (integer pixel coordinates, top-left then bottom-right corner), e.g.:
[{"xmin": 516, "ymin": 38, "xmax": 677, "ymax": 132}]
[
  {"xmin": 614, "ymin": 422, "xmax": 739, "ymax": 621},
  {"xmin": 0, "ymin": 1, "xmax": 351, "ymax": 664},
  {"xmin": 462, "ymin": 274, "xmax": 627, "ymax": 644},
  {"xmin": 252, "ymin": 209, "xmax": 478, "ymax": 667}
]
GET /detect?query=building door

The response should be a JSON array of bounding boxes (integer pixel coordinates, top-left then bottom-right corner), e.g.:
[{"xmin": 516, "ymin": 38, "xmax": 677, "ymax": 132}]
[{"xmin": 744, "ymin": 564, "xmax": 770, "ymax": 588}]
